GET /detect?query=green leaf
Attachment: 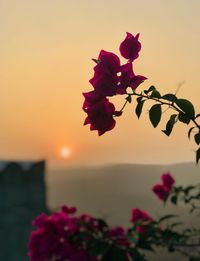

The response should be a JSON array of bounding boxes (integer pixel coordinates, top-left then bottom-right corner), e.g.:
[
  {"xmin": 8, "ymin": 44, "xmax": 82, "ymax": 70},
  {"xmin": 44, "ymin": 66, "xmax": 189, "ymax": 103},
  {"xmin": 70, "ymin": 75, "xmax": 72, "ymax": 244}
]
[
  {"xmin": 149, "ymin": 104, "xmax": 162, "ymax": 128},
  {"xmin": 135, "ymin": 100, "xmax": 145, "ymax": 119},
  {"xmin": 170, "ymin": 222, "xmax": 182, "ymax": 228},
  {"xmin": 162, "ymin": 93, "xmax": 177, "ymax": 102},
  {"xmin": 144, "ymin": 85, "xmax": 156, "ymax": 94},
  {"xmin": 171, "ymin": 195, "xmax": 177, "ymax": 205},
  {"xmin": 175, "ymin": 99, "xmax": 195, "ymax": 119},
  {"xmin": 159, "ymin": 214, "xmax": 177, "ymax": 223},
  {"xmin": 173, "ymin": 186, "xmax": 183, "ymax": 193},
  {"xmin": 195, "ymin": 132, "xmax": 200, "ymax": 145},
  {"xmin": 151, "ymin": 90, "xmax": 161, "ymax": 98},
  {"xmin": 138, "ymin": 241, "xmax": 154, "ymax": 251},
  {"xmin": 162, "ymin": 114, "xmax": 177, "ymax": 136},
  {"xmin": 126, "ymin": 95, "xmax": 132, "ymax": 103},
  {"xmin": 196, "ymin": 147, "xmax": 200, "ymax": 164},
  {"xmin": 128, "ymin": 249, "xmax": 145, "ymax": 261},
  {"xmin": 127, "ymin": 232, "xmax": 139, "ymax": 244},
  {"xmin": 178, "ymin": 112, "xmax": 190, "ymax": 124},
  {"xmin": 103, "ymin": 246, "xmax": 128, "ymax": 261},
  {"xmin": 188, "ymin": 127, "xmax": 196, "ymax": 140},
  {"xmin": 137, "ymin": 96, "xmax": 143, "ymax": 103},
  {"xmin": 184, "ymin": 186, "xmax": 195, "ymax": 195},
  {"xmin": 89, "ymin": 241, "xmax": 110, "ymax": 257},
  {"xmin": 95, "ymin": 218, "xmax": 109, "ymax": 229}
]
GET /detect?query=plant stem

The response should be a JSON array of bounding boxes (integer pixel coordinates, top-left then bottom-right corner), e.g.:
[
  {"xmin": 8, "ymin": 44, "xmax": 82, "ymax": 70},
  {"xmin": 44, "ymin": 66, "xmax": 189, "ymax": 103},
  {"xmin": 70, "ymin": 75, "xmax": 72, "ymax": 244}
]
[{"xmin": 119, "ymin": 91, "xmax": 200, "ymax": 130}]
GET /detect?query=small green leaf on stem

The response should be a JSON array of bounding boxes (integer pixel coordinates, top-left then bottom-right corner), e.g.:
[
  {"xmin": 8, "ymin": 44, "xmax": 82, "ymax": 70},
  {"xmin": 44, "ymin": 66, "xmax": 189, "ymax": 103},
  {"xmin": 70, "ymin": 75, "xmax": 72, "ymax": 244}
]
[
  {"xmin": 108, "ymin": 246, "xmax": 129, "ymax": 261},
  {"xmin": 162, "ymin": 114, "xmax": 177, "ymax": 136},
  {"xmin": 162, "ymin": 93, "xmax": 177, "ymax": 102},
  {"xmin": 159, "ymin": 215, "xmax": 177, "ymax": 223},
  {"xmin": 137, "ymin": 96, "xmax": 143, "ymax": 103},
  {"xmin": 149, "ymin": 104, "xmax": 162, "ymax": 128},
  {"xmin": 89, "ymin": 241, "xmax": 110, "ymax": 257},
  {"xmin": 144, "ymin": 85, "xmax": 156, "ymax": 94},
  {"xmin": 126, "ymin": 95, "xmax": 132, "ymax": 103},
  {"xmin": 178, "ymin": 112, "xmax": 190, "ymax": 124},
  {"xmin": 175, "ymin": 99, "xmax": 195, "ymax": 119},
  {"xmin": 195, "ymin": 132, "xmax": 200, "ymax": 145},
  {"xmin": 171, "ymin": 195, "xmax": 178, "ymax": 205},
  {"xmin": 151, "ymin": 90, "xmax": 161, "ymax": 98},
  {"xmin": 136, "ymin": 100, "xmax": 145, "ymax": 119},
  {"xmin": 170, "ymin": 222, "xmax": 182, "ymax": 228}
]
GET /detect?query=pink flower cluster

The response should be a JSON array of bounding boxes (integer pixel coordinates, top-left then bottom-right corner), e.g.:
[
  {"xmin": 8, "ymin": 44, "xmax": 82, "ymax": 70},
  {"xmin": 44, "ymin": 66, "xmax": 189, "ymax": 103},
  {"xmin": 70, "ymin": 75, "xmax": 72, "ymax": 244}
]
[
  {"xmin": 152, "ymin": 173, "xmax": 175, "ymax": 201},
  {"xmin": 28, "ymin": 207, "xmax": 95, "ymax": 261},
  {"xmin": 28, "ymin": 205, "xmax": 133, "ymax": 261},
  {"xmin": 83, "ymin": 32, "xmax": 147, "ymax": 135},
  {"xmin": 28, "ymin": 174, "xmax": 176, "ymax": 260},
  {"xmin": 130, "ymin": 208, "xmax": 153, "ymax": 234}
]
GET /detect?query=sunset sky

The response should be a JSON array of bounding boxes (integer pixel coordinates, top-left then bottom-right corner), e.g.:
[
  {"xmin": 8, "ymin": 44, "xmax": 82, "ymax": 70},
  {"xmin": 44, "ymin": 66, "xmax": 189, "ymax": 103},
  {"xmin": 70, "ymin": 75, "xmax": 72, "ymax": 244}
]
[{"xmin": 0, "ymin": 0, "xmax": 199, "ymax": 166}]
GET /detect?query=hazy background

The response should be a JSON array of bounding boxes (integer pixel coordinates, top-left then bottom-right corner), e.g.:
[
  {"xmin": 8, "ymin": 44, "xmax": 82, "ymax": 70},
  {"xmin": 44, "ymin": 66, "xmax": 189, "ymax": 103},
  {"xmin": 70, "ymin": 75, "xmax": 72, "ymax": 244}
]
[
  {"xmin": 0, "ymin": 0, "xmax": 200, "ymax": 166},
  {"xmin": 1, "ymin": 3, "xmax": 200, "ymax": 259},
  {"xmin": 47, "ymin": 163, "xmax": 200, "ymax": 225}
]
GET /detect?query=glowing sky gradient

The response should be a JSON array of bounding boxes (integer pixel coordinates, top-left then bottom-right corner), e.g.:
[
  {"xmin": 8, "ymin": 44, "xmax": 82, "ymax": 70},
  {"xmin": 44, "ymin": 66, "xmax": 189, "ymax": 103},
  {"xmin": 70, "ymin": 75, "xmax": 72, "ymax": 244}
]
[{"xmin": 0, "ymin": 0, "xmax": 199, "ymax": 166}]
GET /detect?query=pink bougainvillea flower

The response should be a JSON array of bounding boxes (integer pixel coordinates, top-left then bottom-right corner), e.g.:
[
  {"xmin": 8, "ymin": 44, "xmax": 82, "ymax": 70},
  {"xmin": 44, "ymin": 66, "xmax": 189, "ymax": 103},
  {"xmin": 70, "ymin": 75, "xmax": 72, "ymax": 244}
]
[
  {"xmin": 106, "ymin": 226, "xmax": 125, "ymax": 238},
  {"xmin": 152, "ymin": 173, "xmax": 175, "ymax": 201},
  {"xmin": 83, "ymin": 32, "xmax": 146, "ymax": 135},
  {"xmin": 130, "ymin": 208, "xmax": 153, "ymax": 235},
  {"xmin": 161, "ymin": 172, "xmax": 175, "ymax": 190},
  {"xmin": 70, "ymin": 251, "xmax": 96, "ymax": 261},
  {"xmin": 28, "ymin": 218, "xmax": 63, "ymax": 261},
  {"xmin": 89, "ymin": 72, "xmax": 119, "ymax": 97},
  {"xmin": 136, "ymin": 225, "xmax": 147, "ymax": 234},
  {"xmin": 117, "ymin": 63, "xmax": 134, "ymax": 94},
  {"xmin": 29, "ymin": 208, "xmax": 99, "ymax": 261},
  {"xmin": 130, "ymin": 208, "xmax": 152, "ymax": 223},
  {"xmin": 61, "ymin": 205, "xmax": 77, "ymax": 215},
  {"xmin": 32, "ymin": 213, "xmax": 49, "ymax": 227},
  {"xmin": 83, "ymin": 91, "xmax": 103, "ymax": 109},
  {"xmin": 93, "ymin": 50, "xmax": 121, "ymax": 75},
  {"xmin": 79, "ymin": 214, "xmax": 94, "ymax": 223},
  {"xmin": 119, "ymin": 32, "xmax": 141, "ymax": 61},
  {"xmin": 83, "ymin": 98, "xmax": 116, "ymax": 135},
  {"xmin": 89, "ymin": 50, "xmax": 121, "ymax": 96},
  {"xmin": 130, "ymin": 75, "xmax": 147, "ymax": 90},
  {"xmin": 106, "ymin": 227, "xmax": 130, "ymax": 247},
  {"xmin": 117, "ymin": 63, "xmax": 147, "ymax": 94},
  {"xmin": 152, "ymin": 184, "xmax": 169, "ymax": 201}
]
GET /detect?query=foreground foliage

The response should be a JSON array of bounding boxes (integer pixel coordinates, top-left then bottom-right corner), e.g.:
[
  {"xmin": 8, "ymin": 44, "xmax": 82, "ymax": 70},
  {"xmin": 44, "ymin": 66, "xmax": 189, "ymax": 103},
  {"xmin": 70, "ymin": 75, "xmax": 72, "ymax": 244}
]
[{"xmin": 29, "ymin": 173, "xmax": 200, "ymax": 261}]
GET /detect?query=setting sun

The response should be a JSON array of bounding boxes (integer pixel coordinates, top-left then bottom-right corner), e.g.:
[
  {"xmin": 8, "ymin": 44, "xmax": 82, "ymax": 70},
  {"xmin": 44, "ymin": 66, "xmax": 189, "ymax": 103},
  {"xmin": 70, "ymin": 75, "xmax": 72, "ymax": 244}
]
[{"xmin": 60, "ymin": 147, "xmax": 71, "ymax": 158}]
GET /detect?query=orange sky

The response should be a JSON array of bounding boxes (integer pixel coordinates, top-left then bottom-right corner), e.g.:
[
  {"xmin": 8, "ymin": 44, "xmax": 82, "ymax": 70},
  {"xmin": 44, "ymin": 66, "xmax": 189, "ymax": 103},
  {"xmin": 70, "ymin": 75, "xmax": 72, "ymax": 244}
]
[{"xmin": 0, "ymin": 0, "xmax": 199, "ymax": 166}]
